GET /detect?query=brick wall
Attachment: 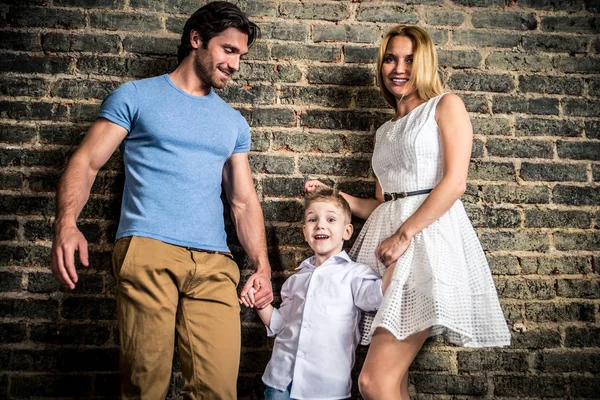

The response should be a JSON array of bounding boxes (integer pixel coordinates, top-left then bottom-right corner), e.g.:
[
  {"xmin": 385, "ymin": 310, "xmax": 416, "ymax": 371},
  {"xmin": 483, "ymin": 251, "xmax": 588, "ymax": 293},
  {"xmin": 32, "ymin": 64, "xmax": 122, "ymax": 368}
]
[{"xmin": 1, "ymin": 0, "xmax": 598, "ymax": 398}]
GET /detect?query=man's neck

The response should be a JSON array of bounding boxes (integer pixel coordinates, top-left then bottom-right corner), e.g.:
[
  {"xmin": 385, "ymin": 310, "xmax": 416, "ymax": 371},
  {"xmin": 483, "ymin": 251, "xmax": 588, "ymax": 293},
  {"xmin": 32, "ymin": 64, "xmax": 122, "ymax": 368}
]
[{"xmin": 169, "ymin": 60, "xmax": 211, "ymax": 97}]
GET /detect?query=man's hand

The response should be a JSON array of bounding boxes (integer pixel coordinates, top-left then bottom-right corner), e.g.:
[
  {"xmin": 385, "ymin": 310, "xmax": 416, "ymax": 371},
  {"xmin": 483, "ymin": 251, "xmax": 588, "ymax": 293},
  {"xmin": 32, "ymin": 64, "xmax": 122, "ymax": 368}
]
[
  {"xmin": 240, "ymin": 271, "xmax": 273, "ymax": 309},
  {"xmin": 51, "ymin": 224, "xmax": 89, "ymax": 290}
]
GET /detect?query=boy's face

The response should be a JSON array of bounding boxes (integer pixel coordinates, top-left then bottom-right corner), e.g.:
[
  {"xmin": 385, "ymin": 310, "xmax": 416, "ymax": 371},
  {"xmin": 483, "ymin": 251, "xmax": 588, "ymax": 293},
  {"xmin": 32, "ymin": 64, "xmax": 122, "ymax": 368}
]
[{"xmin": 303, "ymin": 200, "xmax": 353, "ymax": 264}]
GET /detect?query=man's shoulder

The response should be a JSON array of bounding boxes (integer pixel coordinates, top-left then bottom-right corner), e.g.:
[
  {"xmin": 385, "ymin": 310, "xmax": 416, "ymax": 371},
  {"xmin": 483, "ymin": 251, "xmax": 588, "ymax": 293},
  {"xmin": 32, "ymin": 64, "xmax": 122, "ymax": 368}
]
[
  {"xmin": 110, "ymin": 75, "xmax": 165, "ymax": 98},
  {"xmin": 126, "ymin": 75, "xmax": 166, "ymax": 91}
]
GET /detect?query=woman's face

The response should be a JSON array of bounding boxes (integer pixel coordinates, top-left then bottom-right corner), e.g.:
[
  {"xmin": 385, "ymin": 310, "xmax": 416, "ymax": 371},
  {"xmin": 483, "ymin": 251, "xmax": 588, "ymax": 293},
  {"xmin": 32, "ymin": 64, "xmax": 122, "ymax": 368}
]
[{"xmin": 381, "ymin": 35, "xmax": 415, "ymax": 101}]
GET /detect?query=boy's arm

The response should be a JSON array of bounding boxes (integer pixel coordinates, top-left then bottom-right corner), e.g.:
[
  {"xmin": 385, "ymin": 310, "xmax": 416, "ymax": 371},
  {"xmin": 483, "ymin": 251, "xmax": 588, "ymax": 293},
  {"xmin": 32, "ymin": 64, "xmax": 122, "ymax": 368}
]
[
  {"xmin": 351, "ymin": 265, "xmax": 384, "ymax": 312},
  {"xmin": 255, "ymin": 304, "xmax": 274, "ymax": 327},
  {"xmin": 381, "ymin": 263, "xmax": 394, "ymax": 294},
  {"xmin": 241, "ymin": 277, "xmax": 295, "ymax": 337},
  {"xmin": 240, "ymin": 287, "xmax": 275, "ymax": 326},
  {"xmin": 264, "ymin": 275, "xmax": 298, "ymax": 336}
]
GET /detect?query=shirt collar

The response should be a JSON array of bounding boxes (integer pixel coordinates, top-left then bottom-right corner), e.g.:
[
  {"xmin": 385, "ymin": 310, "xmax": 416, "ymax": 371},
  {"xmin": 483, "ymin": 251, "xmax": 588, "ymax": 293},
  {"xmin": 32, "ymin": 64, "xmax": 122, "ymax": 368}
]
[{"xmin": 296, "ymin": 250, "xmax": 351, "ymax": 270}]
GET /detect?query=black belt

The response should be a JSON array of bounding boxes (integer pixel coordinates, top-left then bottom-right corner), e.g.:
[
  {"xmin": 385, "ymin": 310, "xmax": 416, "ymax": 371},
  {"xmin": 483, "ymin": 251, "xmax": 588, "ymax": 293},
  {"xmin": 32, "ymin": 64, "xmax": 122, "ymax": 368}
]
[{"xmin": 384, "ymin": 189, "xmax": 432, "ymax": 202}]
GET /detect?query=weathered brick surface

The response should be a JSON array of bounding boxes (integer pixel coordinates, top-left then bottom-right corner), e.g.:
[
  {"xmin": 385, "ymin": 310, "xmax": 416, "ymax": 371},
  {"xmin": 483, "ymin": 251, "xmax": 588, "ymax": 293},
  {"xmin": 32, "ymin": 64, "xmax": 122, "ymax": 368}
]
[
  {"xmin": 522, "ymin": 33, "xmax": 589, "ymax": 53},
  {"xmin": 1, "ymin": 0, "xmax": 598, "ymax": 399},
  {"xmin": 487, "ymin": 139, "xmax": 553, "ymax": 158},
  {"xmin": 541, "ymin": 16, "xmax": 600, "ymax": 34},
  {"xmin": 447, "ymin": 72, "xmax": 514, "ymax": 92},
  {"xmin": 483, "ymin": 184, "xmax": 550, "ymax": 204},
  {"xmin": 427, "ymin": 10, "xmax": 465, "ymax": 26},
  {"xmin": 457, "ymin": 350, "xmax": 529, "ymax": 372},
  {"xmin": 486, "ymin": 52, "xmax": 553, "ymax": 72},
  {"xmin": 520, "ymin": 162, "xmax": 587, "ymax": 182},
  {"xmin": 453, "ymin": 29, "xmax": 521, "ymax": 48},
  {"xmin": 555, "ymin": 55, "xmax": 600, "ymax": 73},
  {"xmin": 520, "ymin": 256, "xmax": 592, "ymax": 275},
  {"xmin": 495, "ymin": 278, "xmax": 556, "ymax": 300},
  {"xmin": 515, "ymin": 117, "xmax": 583, "ymax": 137},
  {"xmin": 472, "ymin": 11, "xmax": 537, "ymax": 30},
  {"xmin": 519, "ymin": 75, "xmax": 584, "ymax": 95},
  {"xmin": 552, "ymin": 185, "xmax": 600, "ymax": 206},
  {"xmin": 565, "ymin": 326, "xmax": 600, "ymax": 348},
  {"xmin": 494, "ymin": 375, "xmax": 567, "ymax": 397}
]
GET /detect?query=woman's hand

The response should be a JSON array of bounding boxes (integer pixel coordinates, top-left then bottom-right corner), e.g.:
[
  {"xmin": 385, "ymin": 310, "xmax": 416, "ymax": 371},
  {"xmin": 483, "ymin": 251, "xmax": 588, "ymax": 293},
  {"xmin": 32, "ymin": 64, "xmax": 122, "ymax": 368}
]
[
  {"xmin": 304, "ymin": 179, "xmax": 330, "ymax": 194},
  {"xmin": 375, "ymin": 231, "xmax": 411, "ymax": 268}
]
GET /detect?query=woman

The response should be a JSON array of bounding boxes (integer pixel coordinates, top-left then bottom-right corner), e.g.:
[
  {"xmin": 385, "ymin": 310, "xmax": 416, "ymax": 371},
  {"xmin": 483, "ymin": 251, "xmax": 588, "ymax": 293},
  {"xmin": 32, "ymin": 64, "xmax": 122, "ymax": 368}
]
[{"xmin": 305, "ymin": 25, "xmax": 510, "ymax": 399}]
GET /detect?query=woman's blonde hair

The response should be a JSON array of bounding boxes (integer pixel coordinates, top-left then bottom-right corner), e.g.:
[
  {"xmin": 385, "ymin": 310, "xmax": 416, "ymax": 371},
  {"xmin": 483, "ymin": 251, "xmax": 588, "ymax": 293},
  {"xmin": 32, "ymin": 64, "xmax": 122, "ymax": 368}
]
[{"xmin": 377, "ymin": 25, "xmax": 443, "ymax": 108}]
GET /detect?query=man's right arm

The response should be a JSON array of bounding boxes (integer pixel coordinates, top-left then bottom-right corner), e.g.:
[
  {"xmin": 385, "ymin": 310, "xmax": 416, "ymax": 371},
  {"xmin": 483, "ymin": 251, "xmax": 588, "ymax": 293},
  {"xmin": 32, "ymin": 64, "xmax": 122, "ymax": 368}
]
[{"xmin": 51, "ymin": 118, "xmax": 128, "ymax": 289}]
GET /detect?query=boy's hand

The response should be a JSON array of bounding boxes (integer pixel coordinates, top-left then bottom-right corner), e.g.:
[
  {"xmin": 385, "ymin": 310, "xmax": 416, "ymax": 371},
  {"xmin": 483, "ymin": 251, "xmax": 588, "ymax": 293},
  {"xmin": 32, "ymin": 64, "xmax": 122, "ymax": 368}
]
[
  {"xmin": 304, "ymin": 179, "xmax": 329, "ymax": 194},
  {"xmin": 241, "ymin": 271, "xmax": 273, "ymax": 309},
  {"xmin": 239, "ymin": 287, "xmax": 256, "ymax": 308}
]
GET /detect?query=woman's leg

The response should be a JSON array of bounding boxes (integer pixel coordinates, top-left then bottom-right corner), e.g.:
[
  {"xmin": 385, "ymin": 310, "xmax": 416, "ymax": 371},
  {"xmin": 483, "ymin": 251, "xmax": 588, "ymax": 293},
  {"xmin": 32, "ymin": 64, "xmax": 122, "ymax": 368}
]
[
  {"xmin": 400, "ymin": 370, "xmax": 410, "ymax": 400},
  {"xmin": 359, "ymin": 327, "xmax": 430, "ymax": 400}
]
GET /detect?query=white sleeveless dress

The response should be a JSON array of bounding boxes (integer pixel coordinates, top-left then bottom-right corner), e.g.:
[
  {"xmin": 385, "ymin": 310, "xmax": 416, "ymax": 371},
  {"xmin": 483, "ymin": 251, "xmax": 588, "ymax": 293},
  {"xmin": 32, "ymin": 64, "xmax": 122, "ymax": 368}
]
[{"xmin": 350, "ymin": 94, "xmax": 511, "ymax": 347}]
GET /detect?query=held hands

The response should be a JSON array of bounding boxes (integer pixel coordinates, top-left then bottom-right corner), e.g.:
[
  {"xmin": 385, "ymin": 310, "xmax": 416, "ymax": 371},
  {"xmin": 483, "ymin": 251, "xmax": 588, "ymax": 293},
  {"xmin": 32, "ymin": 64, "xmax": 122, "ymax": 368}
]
[
  {"xmin": 239, "ymin": 270, "xmax": 273, "ymax": 309},
  {"xmin": 50, "ymin": 224, "xmax": 89, "ymax": 290},
  {"xmin": 239, "ymin": 287, "xmax": 257, "ymax": 308},
  {"xmin": 375, "ymin": 231, "xmax": 411, "ymax": 268},
  {"xmin": 304, "ymin": 179, "xmax": 330, "ymax": 194}
]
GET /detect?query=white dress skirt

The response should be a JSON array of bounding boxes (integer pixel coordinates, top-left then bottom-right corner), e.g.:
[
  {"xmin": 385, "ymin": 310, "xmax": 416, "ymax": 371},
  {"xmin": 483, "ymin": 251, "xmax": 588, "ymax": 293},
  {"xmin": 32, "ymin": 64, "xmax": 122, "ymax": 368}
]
[{"xmin": 350, "ymin": 94, "xmax": 511, "ymax": 347}]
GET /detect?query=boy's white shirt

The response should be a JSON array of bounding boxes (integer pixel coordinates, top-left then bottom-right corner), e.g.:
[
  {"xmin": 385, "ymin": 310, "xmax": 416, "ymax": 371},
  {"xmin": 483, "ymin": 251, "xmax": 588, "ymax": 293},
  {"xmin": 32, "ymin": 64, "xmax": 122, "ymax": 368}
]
[{"xmin": 262, "ymin": 250, "xmax": 383, "ymax": 399}]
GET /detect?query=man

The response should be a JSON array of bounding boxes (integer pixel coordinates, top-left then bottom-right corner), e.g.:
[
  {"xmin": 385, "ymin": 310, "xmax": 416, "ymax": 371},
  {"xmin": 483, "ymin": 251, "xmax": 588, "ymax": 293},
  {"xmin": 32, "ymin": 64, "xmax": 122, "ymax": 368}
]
[{"xmin": 50, "ymin": 2, "xmax": 273, "ymax": 398}]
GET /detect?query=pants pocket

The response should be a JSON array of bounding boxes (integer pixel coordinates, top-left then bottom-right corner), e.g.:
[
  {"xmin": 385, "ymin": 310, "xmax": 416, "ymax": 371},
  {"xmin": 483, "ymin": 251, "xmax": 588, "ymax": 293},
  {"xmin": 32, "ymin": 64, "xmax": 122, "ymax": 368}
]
[
  {"xmin": 220, "ymin": 253, "xmax": 240, "ymax": 287},
  {"xmin": 112, "ymin": 236, "xmax": 136, "ymax": 281}
]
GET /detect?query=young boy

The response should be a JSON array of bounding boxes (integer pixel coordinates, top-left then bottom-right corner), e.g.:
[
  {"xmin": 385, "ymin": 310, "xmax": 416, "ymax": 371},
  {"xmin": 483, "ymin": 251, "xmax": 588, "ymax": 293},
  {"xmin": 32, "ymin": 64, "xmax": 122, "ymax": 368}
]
[{"xmin": 240, "ymin": 188, "xmax": 388, "ymax": 399}]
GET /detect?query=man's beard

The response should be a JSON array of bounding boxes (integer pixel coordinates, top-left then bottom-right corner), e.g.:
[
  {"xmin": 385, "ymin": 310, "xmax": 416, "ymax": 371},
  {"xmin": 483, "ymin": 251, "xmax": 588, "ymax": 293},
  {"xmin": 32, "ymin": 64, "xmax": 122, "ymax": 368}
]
[{"xmin": 195, "ymin": 54, "xmax": 225, "ymax": 89}]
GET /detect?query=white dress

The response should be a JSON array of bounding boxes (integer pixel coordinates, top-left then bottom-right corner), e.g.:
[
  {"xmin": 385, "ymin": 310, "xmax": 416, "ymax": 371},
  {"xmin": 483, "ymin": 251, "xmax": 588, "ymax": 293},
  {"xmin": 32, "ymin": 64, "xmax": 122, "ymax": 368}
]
[{"xmin": 350, "ymin": 94, "xmax": 511, "ymax": 347}]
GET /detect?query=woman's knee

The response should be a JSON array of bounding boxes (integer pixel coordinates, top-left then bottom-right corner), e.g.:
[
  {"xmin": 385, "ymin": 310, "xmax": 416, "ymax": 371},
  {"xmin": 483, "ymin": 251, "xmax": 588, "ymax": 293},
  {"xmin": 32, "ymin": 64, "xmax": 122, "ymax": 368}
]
[
  {"xmin": 359, "ymin": 370, "xmax": 388, "ymax": 399},
  {"xmin": 358, "ymin": 371, "xmax": 375, "ymax": 399}
]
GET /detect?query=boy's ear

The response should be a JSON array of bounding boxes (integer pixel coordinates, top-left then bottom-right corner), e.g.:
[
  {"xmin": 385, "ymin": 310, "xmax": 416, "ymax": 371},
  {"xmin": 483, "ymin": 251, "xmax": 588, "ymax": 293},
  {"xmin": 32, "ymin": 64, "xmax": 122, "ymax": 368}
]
[{"xmin": 343, "ymin": 223, "xmax": 353, "ymax": 241}]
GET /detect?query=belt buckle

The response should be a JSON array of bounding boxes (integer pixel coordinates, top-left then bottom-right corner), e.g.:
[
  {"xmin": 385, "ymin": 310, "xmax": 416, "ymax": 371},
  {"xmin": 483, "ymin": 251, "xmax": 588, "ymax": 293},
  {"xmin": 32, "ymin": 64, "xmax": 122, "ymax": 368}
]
[{"xmin": 387, "ymin": 192, "xmax": 408, "ymax": 201}]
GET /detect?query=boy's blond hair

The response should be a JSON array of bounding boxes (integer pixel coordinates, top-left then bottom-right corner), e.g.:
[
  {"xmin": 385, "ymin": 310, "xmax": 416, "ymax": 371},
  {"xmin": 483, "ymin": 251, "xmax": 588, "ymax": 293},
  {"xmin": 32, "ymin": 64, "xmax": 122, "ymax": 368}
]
[{"xmin": 304, "ymin": 187, "xmax": 352, "ymax": 224}]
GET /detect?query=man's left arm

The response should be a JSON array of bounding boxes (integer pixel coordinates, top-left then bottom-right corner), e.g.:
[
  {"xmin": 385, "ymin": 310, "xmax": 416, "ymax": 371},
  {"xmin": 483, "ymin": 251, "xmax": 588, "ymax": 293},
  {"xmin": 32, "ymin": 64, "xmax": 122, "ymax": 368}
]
[{"xmin": 222, "ymin": 152, "xmax": 273, "ymax": 308}]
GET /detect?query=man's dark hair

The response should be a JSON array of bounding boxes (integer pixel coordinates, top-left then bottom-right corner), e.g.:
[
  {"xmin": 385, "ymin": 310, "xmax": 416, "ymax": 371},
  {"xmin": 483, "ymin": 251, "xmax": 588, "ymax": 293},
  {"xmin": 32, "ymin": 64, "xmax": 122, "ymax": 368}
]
[{"xmin": 177, "ymin": 1, "xmax": 259, "ymax": 64}]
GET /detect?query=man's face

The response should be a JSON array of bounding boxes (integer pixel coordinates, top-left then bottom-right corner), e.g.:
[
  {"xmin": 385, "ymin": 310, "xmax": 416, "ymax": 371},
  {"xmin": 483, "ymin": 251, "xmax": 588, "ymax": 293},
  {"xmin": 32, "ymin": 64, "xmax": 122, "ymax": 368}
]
[{"xmin": 193, "ymin": 27, "xmax": 249, "ymax": 89}]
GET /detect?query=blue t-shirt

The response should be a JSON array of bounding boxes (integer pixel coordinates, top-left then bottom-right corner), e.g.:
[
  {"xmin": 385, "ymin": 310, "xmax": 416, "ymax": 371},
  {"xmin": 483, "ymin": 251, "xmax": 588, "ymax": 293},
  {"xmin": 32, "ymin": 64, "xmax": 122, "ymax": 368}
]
[{"xmin": 98, "ymin": 74, "xmax": 251, "ymax": 251}]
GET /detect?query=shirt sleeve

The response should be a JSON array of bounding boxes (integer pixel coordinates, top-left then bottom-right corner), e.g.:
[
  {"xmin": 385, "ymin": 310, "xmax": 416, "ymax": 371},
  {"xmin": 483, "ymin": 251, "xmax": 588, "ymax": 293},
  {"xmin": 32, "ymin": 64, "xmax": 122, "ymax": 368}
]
[
  {"xmin": 266, "ymin": 276, "xmax": 294, "ymax": 337},
  {"xmin": 97, "ymin": 81, "xmax": 139, "ymax": 132},
  {"xmin": 232, "ymin": 113, "xmax": 251, "ymax": 154},
  {"xmin": 351, "ymin": 264, "xmax": 383, "ymax": 312}
]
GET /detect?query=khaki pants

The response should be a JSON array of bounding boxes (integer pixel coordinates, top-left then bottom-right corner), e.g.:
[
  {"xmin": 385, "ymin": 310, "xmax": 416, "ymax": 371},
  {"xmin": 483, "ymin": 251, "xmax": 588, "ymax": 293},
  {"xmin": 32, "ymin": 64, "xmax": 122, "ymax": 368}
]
[{"xmin": 112, "ymin": 236, "xmax": 241, "ymax": 400}]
